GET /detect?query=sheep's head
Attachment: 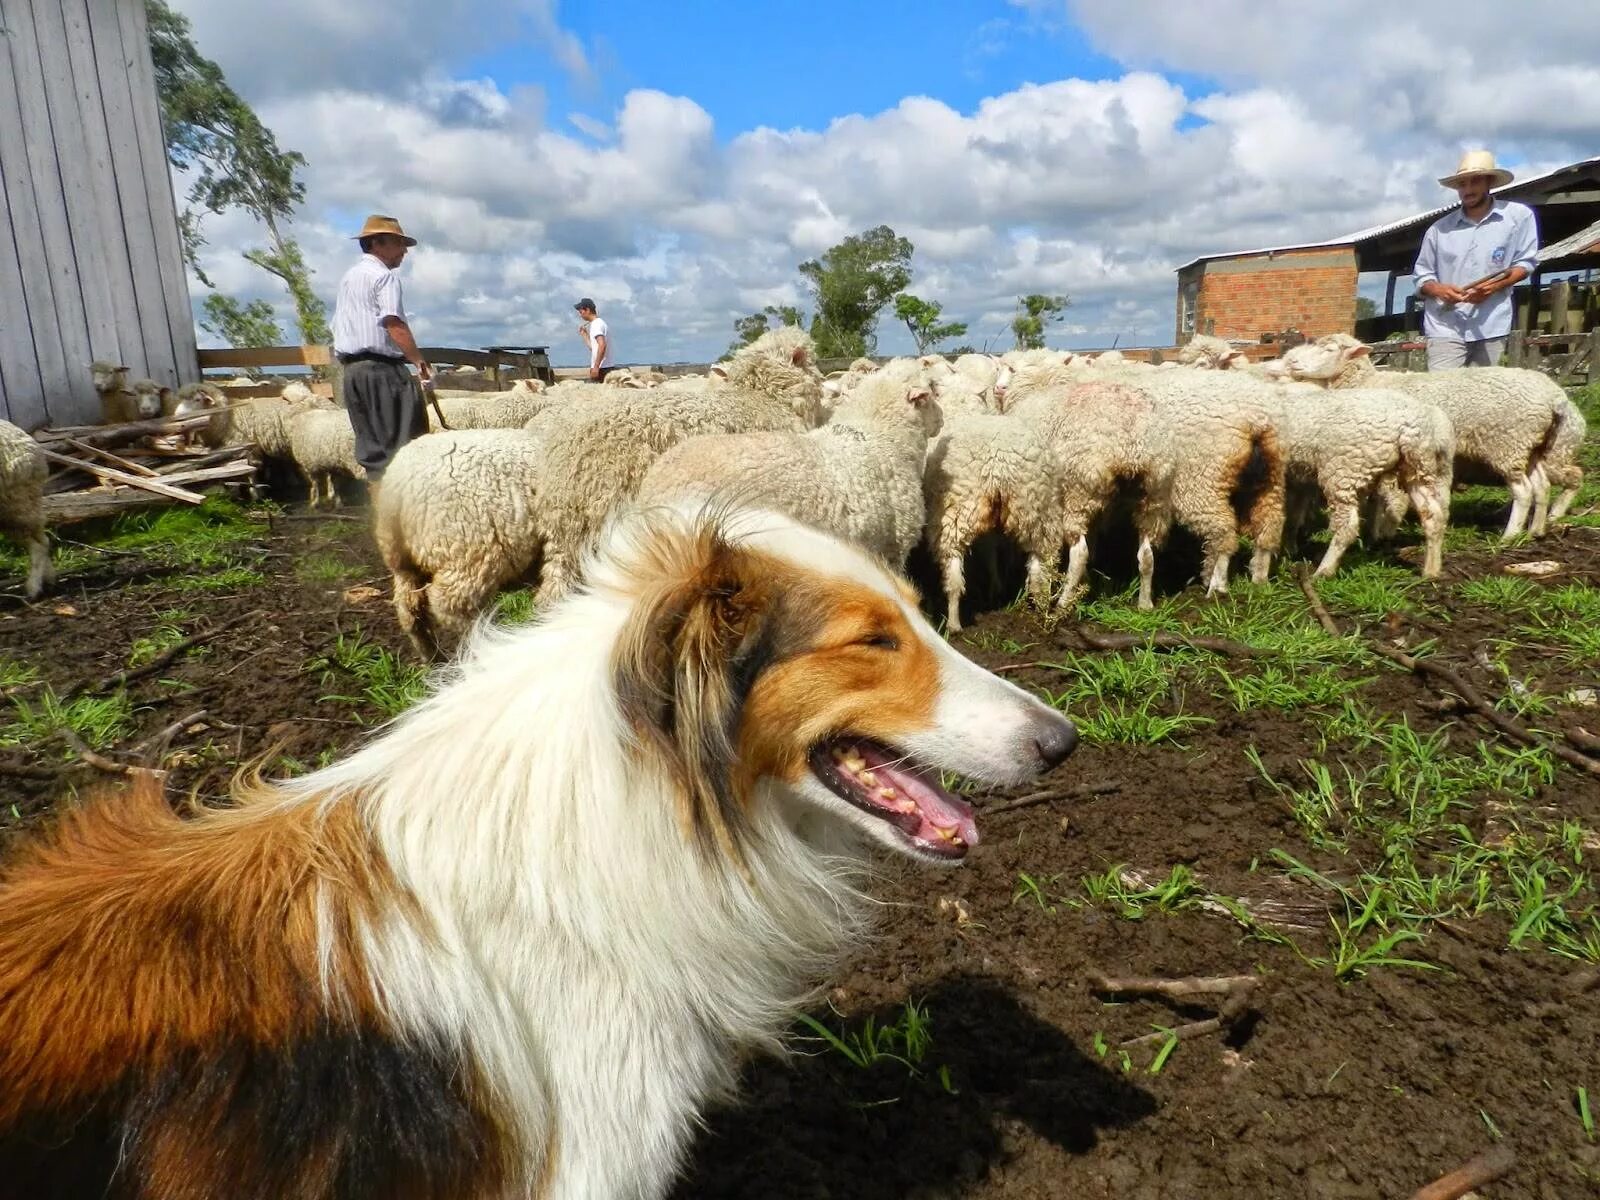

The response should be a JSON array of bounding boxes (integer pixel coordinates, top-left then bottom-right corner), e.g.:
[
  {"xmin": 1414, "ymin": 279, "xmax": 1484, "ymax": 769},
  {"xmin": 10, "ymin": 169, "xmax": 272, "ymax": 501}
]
[
  {"xmin": 129, "ymin": 379, "xmax": 164, "ymax": 419},
  {"xmin": 90, "ymin": 361, "xmax": 129, "ymax": 394},
  {"xmin": 173, "ymin": 382, "xmax": 222, "ymax": 416},
  {"xmin": 1269, "ymin": 336, "xmax": 1371, "ymax": 385},
  {"xmin": 280, "ymin": 380, "xmax": 317, "ymax": 407},
  {"xmin": 832, "ymin": 372, "xmax": 936, "ymax": 436}
]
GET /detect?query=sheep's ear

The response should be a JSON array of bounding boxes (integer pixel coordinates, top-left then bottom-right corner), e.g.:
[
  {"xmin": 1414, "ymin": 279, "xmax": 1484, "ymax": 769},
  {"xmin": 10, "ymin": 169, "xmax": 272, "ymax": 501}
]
[
  {"xmin": 612, "ymin": 520, "xmax": 781, "ymax": 861},
  {"xmin": 907, "ymin": 388, "xmax": 931, "ymax": 408},
  {"xmin": 710, "ymin": 364, "xmax": 729, "ymax": 380},
  {"xmin": 1345, "ymin": 343, "xmax": 1372, "ymax": 360},
  {"xmin": 790, "ymin": 346, "xmax": 808, "ymax": 367}
]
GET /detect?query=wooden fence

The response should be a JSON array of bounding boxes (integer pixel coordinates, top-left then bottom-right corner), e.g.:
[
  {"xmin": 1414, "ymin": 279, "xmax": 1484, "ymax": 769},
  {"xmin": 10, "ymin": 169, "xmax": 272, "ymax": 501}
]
[{"xmin": 195, "ymin": 344, "xmax": 556, "ymax": 398}]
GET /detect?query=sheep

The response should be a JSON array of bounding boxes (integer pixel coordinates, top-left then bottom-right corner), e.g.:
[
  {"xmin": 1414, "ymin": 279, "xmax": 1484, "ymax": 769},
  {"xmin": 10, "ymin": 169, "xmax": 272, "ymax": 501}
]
[
  {"xmin": 922, "ymin": 410, "xmax": 1065, "ymax": 631},
  {"xmin": 1256, "ymin": 382, "xmax": 1456, "ymax": 579},
  {"xmin": 636, "ymin": 369, "xmax": 935, "ymax": 569},
  {"xmin": 221, "ymin": 382, "xmax": 337, "ymax": 461},
  {"xmin": 1538, "ymin": 390, "xmax": 1588, "ymax": 524},
  {"xmin": 286, "ymin": 408, "xmax": 363, "ymax": 509},
  {"xmin": 171, "ymin": 382, "xmax": 231, "ymax": 449},
  {"xmin": 1001, "ymin": 354, "xmax": 1287, "ymax": 603},
  {"xmin": 1272, "ymin": 334, "xmax": 1576, "ymax": 536},
  {"xmin": 90, "ymin": 362, "xmax": 163, "ymax": 424},
  {"xmin": 0, "ymin": 420, "xmax": 51, "ymax": 599},
  {"xmin": 426, "ymin": 380, "xmax": 553, "ymax": 431},
  {"xmin": 531, "ymin": 325, "xmax": 825, "ymax": 599},
  {"xmin": 1176, "ymin": 335, "xmax": 1249, "ymax": 370},
  {"xmin": 374, "ymin": 428, "xmax": 546, "ymax": 658}
]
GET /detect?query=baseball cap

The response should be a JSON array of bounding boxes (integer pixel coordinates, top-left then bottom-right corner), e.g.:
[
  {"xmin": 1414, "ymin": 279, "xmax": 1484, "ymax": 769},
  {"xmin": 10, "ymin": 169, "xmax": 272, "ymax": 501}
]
[{"xmin": 574, "ymin": 298, "xmax": 596, "ymax": 311}]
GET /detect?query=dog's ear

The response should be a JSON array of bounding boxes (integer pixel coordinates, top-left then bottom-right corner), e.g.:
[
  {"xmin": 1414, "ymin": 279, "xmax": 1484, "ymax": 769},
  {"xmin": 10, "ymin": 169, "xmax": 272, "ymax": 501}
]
[{"xmin": 613, "ymin": 520, "xmax": 779, "ymax": 860}]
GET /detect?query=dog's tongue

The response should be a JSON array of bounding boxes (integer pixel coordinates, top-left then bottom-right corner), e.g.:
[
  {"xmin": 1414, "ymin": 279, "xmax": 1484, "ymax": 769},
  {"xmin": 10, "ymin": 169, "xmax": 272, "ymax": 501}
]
[{"xmin": 850, "ymin": 740, "xmax": 979, "ymax": 848}]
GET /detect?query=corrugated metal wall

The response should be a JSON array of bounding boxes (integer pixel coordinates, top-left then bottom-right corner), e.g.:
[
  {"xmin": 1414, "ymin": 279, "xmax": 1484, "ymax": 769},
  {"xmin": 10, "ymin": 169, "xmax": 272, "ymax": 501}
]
[{"xmin": 0, "ymin": 0, "xmax": 197, "ymax": 430}]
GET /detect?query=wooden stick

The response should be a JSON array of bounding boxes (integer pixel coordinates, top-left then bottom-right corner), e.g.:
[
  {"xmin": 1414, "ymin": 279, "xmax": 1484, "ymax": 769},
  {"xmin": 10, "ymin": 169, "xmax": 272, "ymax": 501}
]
[
  {"xmin": 1072, "ymin": 627, "xmax": 1266, "ymax": 658},
  {"xmin": 57, "ymin": 724, "xmax": 132, "ymax": 775},
  {"xmin": 1090, "ymin": 972, "xmax": 1260, "ymax": 999},
  {"xmin": 34, "ymin": 413, "xmax": 218, "ymax": 446},
  {"xmin": 985, "ymin": 781, "xmax": 1121, "ymax": 816},
  {"xmin": 1296, "ymin": 570, "xmax": 1600, "ymax": 778},
  {"xmin": 61, "ymin": 437, "xmax": 161, "ymax": 476},
  {"xmin": 1567, "ymin": 727, "xmax": 1600, "ymax": 755},
  {"xmin": 132, "ymin": 709, "xmax": 210, "ymax": 766},
  {"xmin": 1408, "ymin": 1145, "xmax": 1516, "ymax": 1200},
  {"xmin": 36, "ymin": 447, "xmax": 205, "ymax": 504},
  {"xmin": 66, "ymin": 611, "xmax": 260, "ymax": 699}
]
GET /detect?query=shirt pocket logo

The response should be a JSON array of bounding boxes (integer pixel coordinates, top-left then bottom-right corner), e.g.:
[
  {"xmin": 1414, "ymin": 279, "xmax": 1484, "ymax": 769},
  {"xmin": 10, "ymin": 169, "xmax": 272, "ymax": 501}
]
[{"xmin": 1491, "ymin": 246, "xmax": 1507, "ymax": 266}]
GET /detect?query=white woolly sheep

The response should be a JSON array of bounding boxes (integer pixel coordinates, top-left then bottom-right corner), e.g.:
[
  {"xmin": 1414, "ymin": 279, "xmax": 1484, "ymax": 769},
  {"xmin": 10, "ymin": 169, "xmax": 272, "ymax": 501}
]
[
  {"xmin": 222, "ymin": 383, "xmax": 338, "ymax": 462},
  {"xmin": 375, "ymin": 428, "xmax": 546, "ymax": 658},
  {"xmin": 1176, "ymin": 335, "xmax": 1250, "ymax": 370},
  {"xmin": 0, "ymin": 420, "xmax": 51, "ymax": 599},
  {"xmin": 531, "ymin": 325, "xmax": 825, "ymax": 599},
  {"xmin": 91, "ymin": 362, "xmax": 163, "ymax": 424},
  {"xmin": 1273, "ymin": 334, "xmax": 1576, "ymax": 537},
  {"xmin": 637, "ymin": 369, "xmax": 935, "ymax": 569},
  {"xmin": 171, "ymin": 383, "xmax": 231, "ymax": 449},
  {"xmin": 286, "ymin": 408, "xmax": 363, "ymax": 509}
]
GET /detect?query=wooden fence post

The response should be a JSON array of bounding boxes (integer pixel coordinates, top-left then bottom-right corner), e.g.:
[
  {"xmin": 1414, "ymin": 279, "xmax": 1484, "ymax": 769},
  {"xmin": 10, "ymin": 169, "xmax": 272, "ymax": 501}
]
[
  {"xmin": 1506, "ymin": 331, "xmax": 1525, "ymax": 369},
  {"xmin": 324, "ymin": 346, "xmax": 345, "ymax": 404}
]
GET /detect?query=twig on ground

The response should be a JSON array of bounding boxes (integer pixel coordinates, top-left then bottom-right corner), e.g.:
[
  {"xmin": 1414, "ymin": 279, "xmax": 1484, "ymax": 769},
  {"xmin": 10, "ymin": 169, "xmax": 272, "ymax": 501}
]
[
  {"xmin": 67, "ymin": 610, "xmax": 262, "ymax": 699},
  {"xmin": 1407, "ymin": 1144, "xmax": 1516, "ymax": 1200},
  {"xmin": 132, "ymin": 709, "xmax": 210, "ymax": 766},
  {"xmin": 1296, "ymin": 569, "xmax": 1600, "ymax": 779},
  {"xmin": 57, "ymin": 724, "xmax": 132, "ymax": 775},
  {"xmin": 1567, "ymin": 727, "xmax": 1600, "ymax": 755},
  {"xmin": 984, "ymin": 781, "xmax": 1121, "ymax": 815},
  {"xmin": 0, "ymin": 758, "xmax": 58, "ymax": 780},
  {"xmin": 1088, "ymin": 972, "xmax": 1260, "ymax": 1049},
  {"xmin": 1071, "ymin": 626, "xmax": 1266, "ymax": 658}
]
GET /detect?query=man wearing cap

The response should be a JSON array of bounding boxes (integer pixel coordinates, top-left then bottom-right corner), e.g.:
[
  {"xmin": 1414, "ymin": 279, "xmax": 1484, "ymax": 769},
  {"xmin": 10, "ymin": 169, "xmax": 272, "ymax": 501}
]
[
  {"xmin": 574, "ymin": 299, "xmax": 613, "ymax": 382},
  {"xmin": 333, "ymin": 216, "xmax": 432, "ymax": 482},
  {"xmin": 1413, "ymin": 151, "xmax": 1538, "ymax": 370}
]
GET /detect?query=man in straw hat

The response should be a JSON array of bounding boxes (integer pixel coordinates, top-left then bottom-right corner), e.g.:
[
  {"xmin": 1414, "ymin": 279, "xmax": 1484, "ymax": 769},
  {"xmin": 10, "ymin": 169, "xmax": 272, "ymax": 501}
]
[
  {"xmin": 332, "ymin": 215, "xmax": 432, "ymax": 484},
  {"xmin": 1413, "ymin": 150, "xmax": 1538, "ymax": 370}
]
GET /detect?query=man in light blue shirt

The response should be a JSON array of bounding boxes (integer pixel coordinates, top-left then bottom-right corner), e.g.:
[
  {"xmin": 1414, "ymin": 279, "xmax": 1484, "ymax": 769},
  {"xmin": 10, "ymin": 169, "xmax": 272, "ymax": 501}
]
[{"xmin": 1413, "ymin": 150, "xmax": 1538, "ymax": 370}]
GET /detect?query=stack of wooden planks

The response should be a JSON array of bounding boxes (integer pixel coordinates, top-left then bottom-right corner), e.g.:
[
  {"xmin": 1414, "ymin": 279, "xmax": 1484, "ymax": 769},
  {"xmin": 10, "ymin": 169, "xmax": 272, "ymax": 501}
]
[{"xmin": 34, "ymin": 414, "xmax": 257, "ymax": 523}]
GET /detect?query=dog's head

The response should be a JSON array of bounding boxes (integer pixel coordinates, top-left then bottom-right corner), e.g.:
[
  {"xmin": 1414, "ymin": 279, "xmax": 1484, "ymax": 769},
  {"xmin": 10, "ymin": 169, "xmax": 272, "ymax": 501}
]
[{"xmin": 607, "ymin": 504, "xmax": 1076, "ymax": 865}]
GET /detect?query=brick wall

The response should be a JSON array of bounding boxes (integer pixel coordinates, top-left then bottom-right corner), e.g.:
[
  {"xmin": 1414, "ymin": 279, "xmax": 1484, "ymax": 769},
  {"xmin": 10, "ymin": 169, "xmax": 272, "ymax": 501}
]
[{"xmin": 1182, "ymin": 248, "xmax": 1358, "ymax": 343}]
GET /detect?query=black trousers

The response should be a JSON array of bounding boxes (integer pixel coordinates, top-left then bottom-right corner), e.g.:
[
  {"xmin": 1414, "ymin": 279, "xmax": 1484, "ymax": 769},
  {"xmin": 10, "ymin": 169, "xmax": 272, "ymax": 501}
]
[{"xmin": 343, "ymin": 360, "xmax": 425, "ymax": 478}]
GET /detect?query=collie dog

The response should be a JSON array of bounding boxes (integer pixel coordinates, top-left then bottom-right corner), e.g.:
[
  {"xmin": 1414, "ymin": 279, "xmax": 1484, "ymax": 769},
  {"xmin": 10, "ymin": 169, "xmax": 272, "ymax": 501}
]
[{"xmin": 0, "ymin": 504, "xmax": 1075, "ymax": 1200}]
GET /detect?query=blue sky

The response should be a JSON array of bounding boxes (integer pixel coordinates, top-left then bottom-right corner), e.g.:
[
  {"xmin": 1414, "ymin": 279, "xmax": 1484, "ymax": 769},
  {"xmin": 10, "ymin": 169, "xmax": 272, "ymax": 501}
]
[{"xmin": 174, "ymin": 0, "xmax": 1600, "ymax": 365}]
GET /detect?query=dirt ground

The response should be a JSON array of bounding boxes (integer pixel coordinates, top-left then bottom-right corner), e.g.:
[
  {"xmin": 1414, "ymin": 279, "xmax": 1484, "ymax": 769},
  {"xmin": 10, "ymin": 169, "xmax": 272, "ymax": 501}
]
[{"xmin": 3, "ymin": 493, "xmax": 1599, "ymax": 1199}]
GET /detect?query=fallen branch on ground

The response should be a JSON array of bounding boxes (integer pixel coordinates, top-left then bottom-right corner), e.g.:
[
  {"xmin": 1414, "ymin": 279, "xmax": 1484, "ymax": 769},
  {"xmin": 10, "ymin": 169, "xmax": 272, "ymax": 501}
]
[
  {"xmin": 1071, "ymin": 626, "xmax": 1266, "ymax": 657},
  {"xmin": 131, "ymin": 709, "xmax": 210, "ymax": 767},
  {"xmin": 1088, "ymin": 971, "xmax": 1260, "ymax": 1049},
  {"xmin": 57, "ymin": 724, "xmax": 132, "ymax": 776},
  {"xmin": 1567, "ymin": 727, "xmax": 1600, "ymax": 755},
  {"xmin": 1407, "ymin": 1144, "xmax": 1516, "ymax": 1200},
  {"xmin": 984, "ymin": 781, "xmax": 1121, "ymax": 816},
  {"xmin": 67, "ymin": 611, "xmax": 262, "ymax": 700},
  {"xmin": 1296, "ymin": 569, "xmax": 1600, "ymax": 779}
]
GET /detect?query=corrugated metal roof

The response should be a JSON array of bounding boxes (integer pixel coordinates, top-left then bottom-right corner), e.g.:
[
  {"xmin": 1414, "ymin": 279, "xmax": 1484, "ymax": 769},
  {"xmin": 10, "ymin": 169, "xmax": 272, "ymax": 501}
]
[
  {"xmin": 1175, "ymin": 156, "xmax": 1600, "ymax": 273},
  {"xmin": 1538, "ymin": 215, "xmax": 1600, "ymax": 263}
]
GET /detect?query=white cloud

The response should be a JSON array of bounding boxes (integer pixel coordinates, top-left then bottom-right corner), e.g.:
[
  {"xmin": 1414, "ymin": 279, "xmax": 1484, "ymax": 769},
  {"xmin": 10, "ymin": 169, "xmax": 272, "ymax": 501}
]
[{"xmin": 177, "ymin": 0, "xmax": 1600, "ymax": 363}]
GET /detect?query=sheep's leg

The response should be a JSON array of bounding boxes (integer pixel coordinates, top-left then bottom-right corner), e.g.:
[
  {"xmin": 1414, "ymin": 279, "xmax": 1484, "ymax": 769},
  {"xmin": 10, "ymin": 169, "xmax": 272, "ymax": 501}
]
[
  {"xmin": 942, "ymin": 555, "xmax": 967, "ymax": 633},
  {"xmin": 1503, "ymin": 473, "xmax": 1533, "ymax": 539},
  {"xmin": 1055, "ymin": 536, "xmax": 1089, "ymax": 611},
  {"xmin": 1249, "ymin": 544, "xmax": 1274, "ymax": 585},
  {"xmin": 1023, "ymin": 553, "xmax": 1050, "ymax": 608},
  {"xmin": 1135, "ymin": 537, "xmax": 1156, "ymax": 611},
  {"xmin": 1313, "ymin": 500, "xmax": 1361, "ymax": 578},
  {"xmin": 22, "ymin": 528, "xmax": 53, "ymax": 600},
  {"xmin": 1550, "ymin": 477, "xmax": 1581, "ymax": 523},
  {"xmin": 1527, "ymin": 464, "xmax": 1550, "ymax": 536},
  {"xmin": 1410, "ymin": 485, "xmax": 1446, "ymax": 579},
  {"xmin": 327, "ymin": 473, "xmax": 344, "ymax": 511}
]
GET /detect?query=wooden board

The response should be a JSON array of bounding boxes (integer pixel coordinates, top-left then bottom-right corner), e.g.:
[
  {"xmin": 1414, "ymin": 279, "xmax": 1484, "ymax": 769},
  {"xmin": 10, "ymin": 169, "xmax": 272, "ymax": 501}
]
[
  {"xmin": 0, "ymin": 0, "xmax": 70, "ymax": 428},
  {"xmin": 198, "ymin": 346, "xmax": 335, "ymax": 369},
  {"xmin": 0, "ymin": 62, "xmax": 47, "ymax": 429}
]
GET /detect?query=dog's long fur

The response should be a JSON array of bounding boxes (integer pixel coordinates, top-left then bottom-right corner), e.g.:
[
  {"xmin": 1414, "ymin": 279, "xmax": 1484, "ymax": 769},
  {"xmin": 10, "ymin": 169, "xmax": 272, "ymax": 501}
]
[{"xmin": 0, "ymin": 503, "xmax": 1074, "ymax": 1200}]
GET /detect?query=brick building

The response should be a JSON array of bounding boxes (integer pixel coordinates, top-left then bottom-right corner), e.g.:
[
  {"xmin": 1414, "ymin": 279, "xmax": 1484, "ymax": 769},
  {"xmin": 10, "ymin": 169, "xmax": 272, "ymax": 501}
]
[{"xmin": 1175, "ymin": 155, "xmax": 1600, "ymax": 346}]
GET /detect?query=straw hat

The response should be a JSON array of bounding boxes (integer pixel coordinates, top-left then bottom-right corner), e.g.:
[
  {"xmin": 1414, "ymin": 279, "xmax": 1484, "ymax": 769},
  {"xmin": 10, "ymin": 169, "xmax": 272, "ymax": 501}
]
[
  {"xmin": 1439, "ymin": 150, "xmax": 1513, "ymax": 190},
  {"xmin": 351, "ymin": 214, "xmax": 418, "ymax": 246}
]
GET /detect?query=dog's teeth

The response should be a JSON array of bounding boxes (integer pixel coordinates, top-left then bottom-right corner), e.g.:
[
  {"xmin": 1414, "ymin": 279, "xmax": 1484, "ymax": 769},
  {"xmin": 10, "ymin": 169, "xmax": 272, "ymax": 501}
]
[
  {"xmin": 950, "ymin": 835, "xmax": 965, "ymax": 846},
  {"xmin": 895, "ymin": 796, "xmax": 917, "ymax": 813},
  {"xmin": 858, "ymin": 769, "xmax": 878, "ymax": 787},
  {"xmin": 935, "ymin": 826, "xmax": 958, "ymax": 841}
]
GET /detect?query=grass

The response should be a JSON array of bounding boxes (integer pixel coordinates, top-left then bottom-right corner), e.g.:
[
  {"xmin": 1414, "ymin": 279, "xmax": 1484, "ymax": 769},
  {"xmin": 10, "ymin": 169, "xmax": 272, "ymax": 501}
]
[
  {"xmin": 127, "ymin": 610, "xmax": 200, "ymax": 668},
  {"xmin": 0, "ymin": 658, "xmax": 41, "ymax": 689},
  {"xmin": 169, "ymin": 565, "xmax": 267, "ymax": 593},
  {"xmin": 295, "ymin": 553, "xmax": 365, "ymax": 584},
  {"xmin": 1081, "ymin": 864, "xmax": 1206, "ymax": 920},
  {"xmin": 102, "ymin": 496, "xmax": 261, "ymax": 567},
  {"xmin": 1033, "ymin": 646, "xmax": 1214, "ymax": 745},
  {"xmin": 308, "ymin": 630, "xmax": 429, "ymax": 720},
  {"xmin": 1312, "ymin": 562, "xmax": 1421, "ymax": 622},
  {"xmin": 0, "ymin": 688, "xmax": 135, "ymax": 755},
  {"xmin": 793, "ymin": 999, "xmax": 954, "ymax": 1092},
  {"xmin": 494, "ymin": 588, "xmax": 538, "ymax": 624}
]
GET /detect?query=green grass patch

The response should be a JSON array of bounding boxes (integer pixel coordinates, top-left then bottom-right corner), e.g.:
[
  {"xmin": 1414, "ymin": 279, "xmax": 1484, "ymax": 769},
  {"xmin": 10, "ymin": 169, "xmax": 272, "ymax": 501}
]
[
  {"xmin": 308, "ymin": 630, "xmax": 428, "ymax": 720},
  {"xmin": 493, "ymin": 588, "xmax": 539, "ymax": 625},
  {"xmin": 1033, "ymin": 646, "xmax": 1214, "ymax": 745},
  {"xmin": 0, "ymin": 658, "xmax": 41, "ymax": 689},
  {"xmin": 1456, "ymin": 575, "xmax": 1540, "ymax": 613},
  {"xmin": 103, "ymin": 496, "xmax": 259, "ymax": 568},
  {"xmin": 0, "ymin": 688, "xmax": 134, "ymax": 755},
  {"xmin": 295, "ymin": 553, "xmax": 365, "ymax": 584},
  {"xmin": 793, "ymin": 999, "xmax": 954, "ymax": 1093},
  {"xmin": 1313, "ymin": 562, "xmax": 1421, "ymax": 622},
  {"xmin": 1081, "ymin": 863, "xmax": 1206, "ymax": 920},
  {"xmin": 169, "ymin": 565, "xmax": 267, "ymax": 593}
]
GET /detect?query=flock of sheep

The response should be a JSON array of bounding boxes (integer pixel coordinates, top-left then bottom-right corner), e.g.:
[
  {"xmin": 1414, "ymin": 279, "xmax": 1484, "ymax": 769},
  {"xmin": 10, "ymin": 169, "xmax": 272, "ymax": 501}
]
[{"xmin": 0, "ymin": 332, "xmax": 1587, "ymax": 654}]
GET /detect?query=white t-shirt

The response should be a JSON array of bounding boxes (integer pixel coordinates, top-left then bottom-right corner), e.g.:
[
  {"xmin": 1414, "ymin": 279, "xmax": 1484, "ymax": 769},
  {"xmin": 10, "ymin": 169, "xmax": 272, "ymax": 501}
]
[{"xmin": 584, "ymin": 316, "xmax": 614, "ymax": 368}]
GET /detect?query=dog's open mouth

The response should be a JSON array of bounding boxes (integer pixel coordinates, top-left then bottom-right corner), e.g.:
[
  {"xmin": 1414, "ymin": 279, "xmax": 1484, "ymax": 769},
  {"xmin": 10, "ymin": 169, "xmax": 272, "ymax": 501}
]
[{"xmin": 808, "ymin": 738, "xmax": 979, "ymax": 860}]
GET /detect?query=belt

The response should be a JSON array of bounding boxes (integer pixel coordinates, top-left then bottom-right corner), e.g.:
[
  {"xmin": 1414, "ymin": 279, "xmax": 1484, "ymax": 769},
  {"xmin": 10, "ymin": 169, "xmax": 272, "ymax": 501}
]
[{"xmin": 338, "ymin": 351, "xmax": 406, "ymax": 366}]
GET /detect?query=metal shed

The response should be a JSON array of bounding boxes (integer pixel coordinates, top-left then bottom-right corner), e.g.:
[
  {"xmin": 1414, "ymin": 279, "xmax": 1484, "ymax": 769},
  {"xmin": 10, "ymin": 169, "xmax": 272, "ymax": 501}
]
[{"xmin": 0, "ymin": 0, "xmax": 197, "ymax": 430}]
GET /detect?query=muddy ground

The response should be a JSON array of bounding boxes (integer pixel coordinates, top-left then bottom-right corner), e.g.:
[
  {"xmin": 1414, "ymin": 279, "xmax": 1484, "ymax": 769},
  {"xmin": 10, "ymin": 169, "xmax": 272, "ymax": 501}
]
[{"xmin": 2, "ymin": 493, "xmax": 1598, "ymax": 1199}]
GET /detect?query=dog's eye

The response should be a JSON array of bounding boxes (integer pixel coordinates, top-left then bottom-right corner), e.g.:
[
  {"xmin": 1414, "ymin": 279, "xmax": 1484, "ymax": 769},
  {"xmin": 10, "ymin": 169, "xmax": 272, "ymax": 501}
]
[{"xmin": 861, "ymin": 633, "xmax": 899, "ymax": 651}]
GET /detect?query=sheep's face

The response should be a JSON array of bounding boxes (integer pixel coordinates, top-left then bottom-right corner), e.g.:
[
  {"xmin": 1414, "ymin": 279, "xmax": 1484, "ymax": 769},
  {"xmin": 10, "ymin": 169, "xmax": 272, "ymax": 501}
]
[
  {"xmin": 91, "ymin": 362, "xmax": 128, "ymax": 393},
  {"xmin": 132, "ymin": 383, "xmax": 164, "ymax": 419}
]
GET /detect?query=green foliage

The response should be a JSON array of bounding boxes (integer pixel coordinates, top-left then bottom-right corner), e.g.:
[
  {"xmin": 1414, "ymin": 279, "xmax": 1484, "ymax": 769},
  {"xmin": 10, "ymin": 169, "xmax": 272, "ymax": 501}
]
[
  {"xmin": 494, "ymin": 588, "xmax": 538, "ymax": 624},
  {"xmin": 147, "ymin": 0, "xmax": 325, "ymax": 344},
  {"xmin": 794, "ymin": 999, "xmax": 952, "ymax": 1091},
  {"xmin": 726, "ymin": 305, "xmax": 804, "ymax": 358},
  {"xmin": 1, "ymin": 689, "xmax": 135, "ymax": 756},
  {"xmin": 893, "ymin": 293, "xmax": 967, "ymax": 355},
  {"xmin": 309, "ymin": 631, "xmax": 429, "ymax": 720},
  {"xmin": 1354, "ymin": 295, "xmax": 1378, "ymax": 322},
  {"xmin": 1011, "ymin": 293, "xmax": 1068, "ymax": 350},
  {"xmin": 199, "ymin": 295, "xmax": 283, "ymax": 362},
  {"xmin": 798, "ymin": 225, "xmax": 914, "ymax": 358}
]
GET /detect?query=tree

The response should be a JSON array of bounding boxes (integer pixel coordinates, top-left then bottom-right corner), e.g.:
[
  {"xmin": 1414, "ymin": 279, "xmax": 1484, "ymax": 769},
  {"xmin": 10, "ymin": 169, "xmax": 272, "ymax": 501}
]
[
  {"xmin": 725, "ymin": 305, "xmax": 804, "ymax": 358},
  {"xmin": 147, "ymin": 0, "xmax": 329, "ymax": 346},
  {"xmin": 893, "ymin": 294, "xmax": 967, "ymax": 356},
  {"xmin": 1011, "ymin": 293, "xmax": 1069, "ymax": 350},
  {"xmin": 198, "ymin": 296, "xmax": 283, "ymax": 375},
  {"xmin": 1354, "ymin": 296, "xmax": 1378, "ymax": 323},
  {"xmin": 798, "ymin": 226, "xmax": 914, "ymax": 359}
]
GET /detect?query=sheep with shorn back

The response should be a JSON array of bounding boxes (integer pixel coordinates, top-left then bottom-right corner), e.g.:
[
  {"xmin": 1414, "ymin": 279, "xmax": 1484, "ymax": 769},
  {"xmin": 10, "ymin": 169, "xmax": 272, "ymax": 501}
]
[
  {"xmin": 637, "ymin": 366, "xmax": 937, "ymax": 570},
  {"xmin": 0, "ymin": 420, "xmax": 52, "ymax": 600},
  {"xmin": 529, "ymin": 324, "xmax": 825, "ymax": 600},
  {"xmin": 1271, "ymin": 333, "xmax": 1583, "ymax": 536}
]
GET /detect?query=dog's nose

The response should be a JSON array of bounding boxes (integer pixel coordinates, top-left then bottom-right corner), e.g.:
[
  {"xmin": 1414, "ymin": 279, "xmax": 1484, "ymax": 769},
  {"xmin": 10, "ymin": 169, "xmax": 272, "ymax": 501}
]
[{"xmin": 1034, "ymin": 716, "xmax": 1077, "ymax": 769}]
